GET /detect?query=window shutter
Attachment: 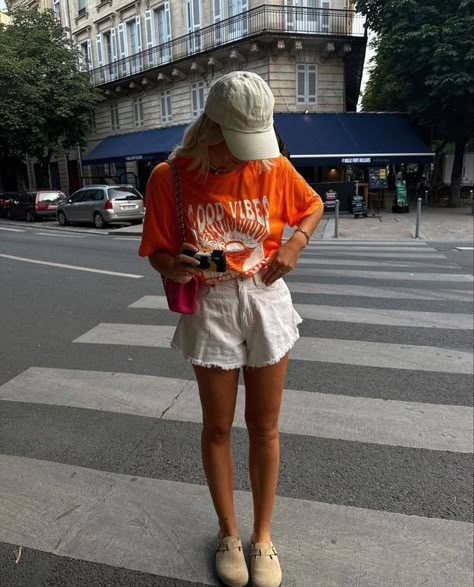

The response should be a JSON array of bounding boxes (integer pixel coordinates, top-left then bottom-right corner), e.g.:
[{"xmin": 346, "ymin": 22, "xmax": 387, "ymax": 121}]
[
  {"xmin": 145, "ymin": 10, "xmax": 155, "ymax": 66},
  {"xmin": 297, "ymin": 64, "xmax": 305, "ymax": 103},
  {"xmin": 285, "ymin": 0, "xmax": 296, "ymax": 31},
  {"xmin": 322, "ymin": 0, "xmax": 330, "ymax": 32},
  {"xmin": 308, "ymin": 64, "xmax": 317, "ymax": 103},
  {"xmin": 86, "ymin": 39, "xmax": 93, "ymax": 70},
  {"xmin": 96, "ymin": 34, "xmax": 104, "ymax": 82},
  {"xmin": 96, "ymin": 34, "xmax": 104, "ymax": 66},
  {"xmin": 118, "ymin": 23, "xmax": 129, "ymax": 75},
  {"xmin": 135, "ymin": 15, "xmax": 142, "ymax": 52}
]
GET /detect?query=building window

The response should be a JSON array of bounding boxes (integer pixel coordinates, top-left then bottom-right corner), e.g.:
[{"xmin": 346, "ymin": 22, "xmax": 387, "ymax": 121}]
[
  {"xmin": 52, "ymin": 0, "xmax": 61, "ymax": 21},
  {"xmin": 228, "ymin": 0, "xmax": 248, "ymax": 40},
  {"xmin": 296, "ymin": 63, "xmax": 317, "ymax": 104},
  {"xmin": 186, "ymin": 0, "xmax": 201, "ymax": 54},
  {"xmin": 127, "ymin": 16, "xmax": 143, "ymax": 73},
  {"xmin": 133, "ymin": 97, "xmax": 144, "ymax": 127},
  {"xmin": 160, "ymin": 90, "xmax": 172, "ymax": 123},
  {"xmin": 80, "ymin": 40, "xmax": 93, "ymax": 71},
  {"xmin": 78, "ymin": 0, "xmax": 86, "ymax": 16},
  {"xmin": 191, "ymin": 81, "xmax": 205, "ymax": 118},
  {"xmin": 110, "ymin": 102, "xmax": 120, "ymax": 131}
]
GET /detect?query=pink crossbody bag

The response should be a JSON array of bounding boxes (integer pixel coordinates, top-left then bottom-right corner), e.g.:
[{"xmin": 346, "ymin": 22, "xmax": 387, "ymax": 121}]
[{"xmin": 161, "ymin": 160, "xmax": 199, "ymax": 314}]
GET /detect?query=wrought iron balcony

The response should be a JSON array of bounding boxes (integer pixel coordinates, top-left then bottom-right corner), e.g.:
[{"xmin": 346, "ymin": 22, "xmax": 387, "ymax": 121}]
[{"xmin": 89, "ymin": 4, "xmax": 365, "ymax": 87}]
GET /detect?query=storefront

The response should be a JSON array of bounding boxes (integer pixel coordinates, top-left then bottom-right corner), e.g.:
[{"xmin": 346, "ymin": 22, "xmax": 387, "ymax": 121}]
[{"xmin": 273, "ymin": 112, "xmax": 434, "ymax": 213}]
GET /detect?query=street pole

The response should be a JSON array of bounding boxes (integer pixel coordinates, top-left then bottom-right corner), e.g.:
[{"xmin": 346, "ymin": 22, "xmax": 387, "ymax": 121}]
[
  {"xmin": 415, "ymin": 197, "xmax": 422, "ymax": 239},
  {"xmin": 334, "ymin": 199, "xmax": 339, "ymax": 239}
]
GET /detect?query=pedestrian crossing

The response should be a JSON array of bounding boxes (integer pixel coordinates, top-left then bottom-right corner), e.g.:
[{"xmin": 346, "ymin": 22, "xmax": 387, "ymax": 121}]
[{"xmin": 0, "ymin": 241, "xmax": 473, "ymax": 586}]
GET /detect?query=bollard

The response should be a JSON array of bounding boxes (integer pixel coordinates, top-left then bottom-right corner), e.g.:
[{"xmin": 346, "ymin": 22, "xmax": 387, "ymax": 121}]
[
  {"xmin": 334, "ymin": 199, "xmax": 340, "ymax": 238},
  {"xmin": 424, "ymin": 189, "xmax": 429, "ymax": 204},
  {"xmin": 415, "ymin": 197, "xmax": 422, "ymax": 239}
]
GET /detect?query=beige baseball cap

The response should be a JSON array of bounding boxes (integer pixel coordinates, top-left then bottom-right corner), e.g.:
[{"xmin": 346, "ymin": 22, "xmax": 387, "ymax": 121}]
[{"xmin": 204, "ymin": 71, "xmax": 280, "ymax": 161}]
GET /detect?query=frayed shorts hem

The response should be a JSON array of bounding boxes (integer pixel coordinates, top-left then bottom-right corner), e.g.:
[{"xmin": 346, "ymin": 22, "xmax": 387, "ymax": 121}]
[{"xmin": 170, "ymin": 334, "xmax": 299, "ymax": 370}]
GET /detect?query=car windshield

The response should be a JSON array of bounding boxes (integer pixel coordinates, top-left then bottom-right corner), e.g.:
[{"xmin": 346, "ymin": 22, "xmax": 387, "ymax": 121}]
[
  {"xmin": 38, "ymin": 192, "xmax": 64, "ymax": 203},
  {"xmin": 108, "ymin": 187, "xmax": 142, "ymax": 201}
]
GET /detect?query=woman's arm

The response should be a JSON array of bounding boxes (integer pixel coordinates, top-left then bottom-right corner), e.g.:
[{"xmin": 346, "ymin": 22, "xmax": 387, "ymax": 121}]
[{"xmin": 262, "ymin": 206, "xmax": 323, "ymax": 285}]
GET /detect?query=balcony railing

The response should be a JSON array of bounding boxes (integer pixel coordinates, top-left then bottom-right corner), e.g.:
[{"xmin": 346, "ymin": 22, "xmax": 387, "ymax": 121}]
[{"xmin": 89, "ymin": 4, "xmax": 365, "ymax": 87}]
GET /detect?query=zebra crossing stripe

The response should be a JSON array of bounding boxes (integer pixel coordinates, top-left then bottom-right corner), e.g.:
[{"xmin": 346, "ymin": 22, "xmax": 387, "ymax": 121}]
[
  {"xmin": 1, "ymin": 455, "xmax": 471, "ymax": 586},
  {"xmin": 285, "ymin": 282, "xmax": 473, "ymax": 302},
  {"xmin": 1, "ymin": 367, "xmax": 471, "ymax": 452},
  {"xmin": 300, "ymin": 252, "xmax": 447, "ymax": 259},
  {"xmin": 129, "ymin": 296, "xmax": 472, "ymax": 329},
  {"xmin": 290, "ymin": 267, "xmax": 473, "ymax": 282},
  {"xmin": 73, "ymin": 324, "xmax": 473, "ymax": 374},
  {"xmin": 296, "ymin": 258, "xmax": 455, "ymax": 268}
]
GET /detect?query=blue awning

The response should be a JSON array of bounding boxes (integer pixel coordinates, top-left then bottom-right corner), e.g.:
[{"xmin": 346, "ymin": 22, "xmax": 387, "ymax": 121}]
[
  {"xmin": 274, "ymin": 113, "xmax": 433, "ymax": 165},
  {"xmin": 82, "ymin": 125, "xmax": 188, "ymax": 165}
]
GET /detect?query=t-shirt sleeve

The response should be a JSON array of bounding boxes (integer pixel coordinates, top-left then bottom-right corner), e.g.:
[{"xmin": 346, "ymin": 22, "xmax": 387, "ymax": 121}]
[
  {"xmin": 138, "ymin": 162, "xmax": 181, "ymax": 257},
  {"xmin": 281, "ymin": 157, "xmax": 324, "ymax": 227}
]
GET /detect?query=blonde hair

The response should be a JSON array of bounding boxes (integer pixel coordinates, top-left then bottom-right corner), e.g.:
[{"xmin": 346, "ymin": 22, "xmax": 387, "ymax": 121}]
[{"xmin": 170, "ymin": 113, "xmax": 276, "ymax": 178}]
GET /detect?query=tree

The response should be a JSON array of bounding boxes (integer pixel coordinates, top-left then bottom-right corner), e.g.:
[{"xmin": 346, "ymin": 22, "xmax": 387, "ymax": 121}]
[
  {"xmin": 0, "ymin": 8, "xmax": 98, "ymax": 189},
  {"xmin": 356, "ymin": 0, "xmax": 474, "ymax": 206}
]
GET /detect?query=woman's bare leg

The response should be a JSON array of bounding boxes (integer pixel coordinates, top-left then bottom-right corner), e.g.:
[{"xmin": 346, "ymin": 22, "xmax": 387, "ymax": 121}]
[
  {"xmin": 194, "ymin": 365, "xmax": 240, "ymax": 537},
  {"xmin": 244, "ymin": 354, "xmax": 288, "ymax": 544}
]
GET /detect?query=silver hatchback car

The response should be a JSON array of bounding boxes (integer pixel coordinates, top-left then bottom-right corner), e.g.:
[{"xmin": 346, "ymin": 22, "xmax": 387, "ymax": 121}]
[{"xmin": 57, "ymin": 185, "xmax": 145, "ymax": 229}]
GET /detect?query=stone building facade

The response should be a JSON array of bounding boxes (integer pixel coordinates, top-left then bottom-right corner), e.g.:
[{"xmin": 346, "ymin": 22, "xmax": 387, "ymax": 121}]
[{"xmin": 6, "ymin": 0, "xmax": 366, "ymax": 193}]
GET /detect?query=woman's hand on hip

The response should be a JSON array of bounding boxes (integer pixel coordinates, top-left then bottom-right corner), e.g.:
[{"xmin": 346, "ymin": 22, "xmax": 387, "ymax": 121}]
[
  {"xmin": 262, "ymin": 240, "xmax": 304, "ymax": 285},
  {"xmin": 168, "ymin": 243, "xmax": 200, "ymax": 284}
]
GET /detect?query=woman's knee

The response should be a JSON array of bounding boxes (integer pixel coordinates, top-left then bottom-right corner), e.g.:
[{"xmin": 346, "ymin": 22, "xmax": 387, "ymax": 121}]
[
  {"xmin": 202, "ymin": 421, "xmax": 233, "ymax": 445},
  {"xmin": 245, "ymin": 417, "xmax": 279, "ymax": 444}
]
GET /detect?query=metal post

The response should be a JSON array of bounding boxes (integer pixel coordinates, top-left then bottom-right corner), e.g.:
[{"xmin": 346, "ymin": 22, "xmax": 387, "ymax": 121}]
[
  {"xmin": 424, "ymin": 189, "xmax": 428, "ymax": 204},
  {"xmin": 334, "ymin": 199, "xmax": 340, "ymax": 238},
  {"xmin": 415, "ymin": 197, "xmax": 422, "ymax": 239}
]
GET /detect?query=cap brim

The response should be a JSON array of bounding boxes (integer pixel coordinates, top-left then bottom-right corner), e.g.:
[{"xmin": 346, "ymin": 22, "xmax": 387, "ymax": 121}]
[{"xmin": 222, "ymin": 126, "xmax": 281, "ymax": 161}]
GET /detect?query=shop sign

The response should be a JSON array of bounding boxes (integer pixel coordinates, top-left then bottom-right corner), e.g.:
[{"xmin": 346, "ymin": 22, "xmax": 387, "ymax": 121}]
[
  {"xmin": 126, "ymin": 155, "xmax": 144, "ymax": 161},
  {"xmin": 342, "ymin": 157, "xmax": 372, "ymax": 163}
]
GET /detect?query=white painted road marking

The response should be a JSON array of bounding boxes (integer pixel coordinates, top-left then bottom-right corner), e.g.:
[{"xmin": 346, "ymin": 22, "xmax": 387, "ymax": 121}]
[
  {"xmin": 34, "ymin": 232, "xmax": 86, "ymax": 238},
  {"xmin": 286, "ymin": 281, "xmax": 473, "ymax": 302},
  {"xmin": 0, "ymin": 254, "xmax": 143, "ymax": 279},
  {"xmin": 130, "ymin": 295, "xmax": 473, "ymax": 330},
  {"xmin": 291, "ymin": 267, "xmax": 474, "ymax": 282},
  {"xmin": 0, "ymin": 456, "xmax": 471, "ymax": 587},
  {"xmin": 0, "ymin": 226, "xmax": 24, "ymax": 232},
  {"xmin": 73, "ymin": 323, "xmax": 474, "ymax": 374},
  {"xmin": 2, "ymin": 367, "xmax": 471, "ymax": 452}
]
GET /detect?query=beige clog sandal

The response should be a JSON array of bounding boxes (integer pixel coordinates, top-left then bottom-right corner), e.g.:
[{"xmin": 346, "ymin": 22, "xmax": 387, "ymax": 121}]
[
  {"xmin": 215, "ymin": 535, "xmax": 249, "ymax": 587},
  {"xmin": 250, "ymin": 541, "xmax": 282, "ymax": 587}
]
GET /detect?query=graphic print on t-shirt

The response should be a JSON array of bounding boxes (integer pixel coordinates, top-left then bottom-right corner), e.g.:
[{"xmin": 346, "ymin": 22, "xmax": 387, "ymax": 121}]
[{"xmin": 187, "ymin": 195, "xmax": 271, "ymax": 278}]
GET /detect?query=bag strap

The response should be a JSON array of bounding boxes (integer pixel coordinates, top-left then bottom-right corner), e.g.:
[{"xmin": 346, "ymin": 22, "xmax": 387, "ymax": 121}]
[{"xmin": 166, "ymin": 159, "xmax": 186, "ymax": 243}]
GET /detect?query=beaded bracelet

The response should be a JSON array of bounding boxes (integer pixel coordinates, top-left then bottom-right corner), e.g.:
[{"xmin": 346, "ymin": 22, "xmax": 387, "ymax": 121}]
[{"xmin": 294, "ymin": 226, "xmax": 311, "ymax": 246}]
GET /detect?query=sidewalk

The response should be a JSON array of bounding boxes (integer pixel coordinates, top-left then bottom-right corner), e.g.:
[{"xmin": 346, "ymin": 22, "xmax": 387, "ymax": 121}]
[
  {"xmin": 114, "ymin": 205, "xmax": 473, "ymax": 243},
  {"xmin": 319, "ymin": 205, "xmax": 473, "ymax": 242}
]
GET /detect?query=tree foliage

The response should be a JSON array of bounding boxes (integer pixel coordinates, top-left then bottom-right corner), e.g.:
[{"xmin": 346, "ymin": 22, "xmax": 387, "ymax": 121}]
[
  {"xmin": 0, "ymin": 8, "xmax": 98, "ymax": 177},
  {"xmin": 356, "ymin": 0, "xmax": 474, "ymax": 205}
]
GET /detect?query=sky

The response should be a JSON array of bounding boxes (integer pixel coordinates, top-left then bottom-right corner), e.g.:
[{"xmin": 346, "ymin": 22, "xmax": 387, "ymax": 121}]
[{"xmin": 0, "ymin": 0, "xmax": 6, "ymax": 11}]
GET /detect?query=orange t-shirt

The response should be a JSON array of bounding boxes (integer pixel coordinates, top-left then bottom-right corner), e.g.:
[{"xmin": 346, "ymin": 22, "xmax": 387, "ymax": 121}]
[{"xmin": 139, "ymin": 155, "xmax": 323, "ymax": 283}]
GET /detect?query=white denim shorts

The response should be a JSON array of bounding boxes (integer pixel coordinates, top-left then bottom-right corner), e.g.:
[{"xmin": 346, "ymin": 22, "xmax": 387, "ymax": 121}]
[{"xmin": 171, "ymin": 273, "xmax": 302, "ymax": 370}]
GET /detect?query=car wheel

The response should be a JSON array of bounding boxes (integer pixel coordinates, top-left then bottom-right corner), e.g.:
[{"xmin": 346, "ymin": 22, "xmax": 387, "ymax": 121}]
[
  {"xmin": 94, "ymin": 212, "xmax": 106, "ymax": 229},
  {"xmin": 6, "ymin": 209, "xmax": 13, "ymax": 220},
  {"xmin": 57, "ymin": 211, "xmax": 68, "ymax": 226},
  {"xmin": 26, "ymin": 211, "xmax": 35, "ymax": 222},
  {"xmin": 131, "ymin": 219, "xmax": 143, "ymax": 225}
]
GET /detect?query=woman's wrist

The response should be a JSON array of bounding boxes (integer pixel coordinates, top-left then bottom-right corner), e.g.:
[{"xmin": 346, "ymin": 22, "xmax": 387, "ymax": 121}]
[{"xmin": 288, "ymin": 230, "xmax": 308, "ymax": 251}]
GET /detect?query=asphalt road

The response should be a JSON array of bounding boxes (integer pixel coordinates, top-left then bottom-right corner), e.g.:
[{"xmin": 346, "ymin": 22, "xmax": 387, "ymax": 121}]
[{"xmin": 0, "ymin": 222, "xmax": 472, "ymax": 586}]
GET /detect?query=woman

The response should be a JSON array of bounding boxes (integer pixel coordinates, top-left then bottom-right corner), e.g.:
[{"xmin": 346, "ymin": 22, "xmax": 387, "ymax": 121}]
[{"xmin": 139, "ymin": 71, "xmax": 323, "ymax": 587}]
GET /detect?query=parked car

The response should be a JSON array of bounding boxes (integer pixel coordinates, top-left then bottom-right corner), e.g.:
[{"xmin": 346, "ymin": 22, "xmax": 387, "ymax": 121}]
[
  {"xmin": 0, "ymin": 192, "xmax": 18, "ymax": 218},
  {"xmin": 57, "ymin": 185, "xmax": 145, "ymax": 229},
  {"xmin": 6, "ymin": 190, "xmax": 66, "ymax": 221}
]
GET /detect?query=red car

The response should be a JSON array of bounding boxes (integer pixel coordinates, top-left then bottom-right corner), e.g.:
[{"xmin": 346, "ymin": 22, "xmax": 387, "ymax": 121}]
[
  {"xmin": 6, "ymin": 190, "xmax": 66, "ymax": 222},
  {"xmin": 0, "ymin": 192, "xmax": 18, "ymax": 218}
]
